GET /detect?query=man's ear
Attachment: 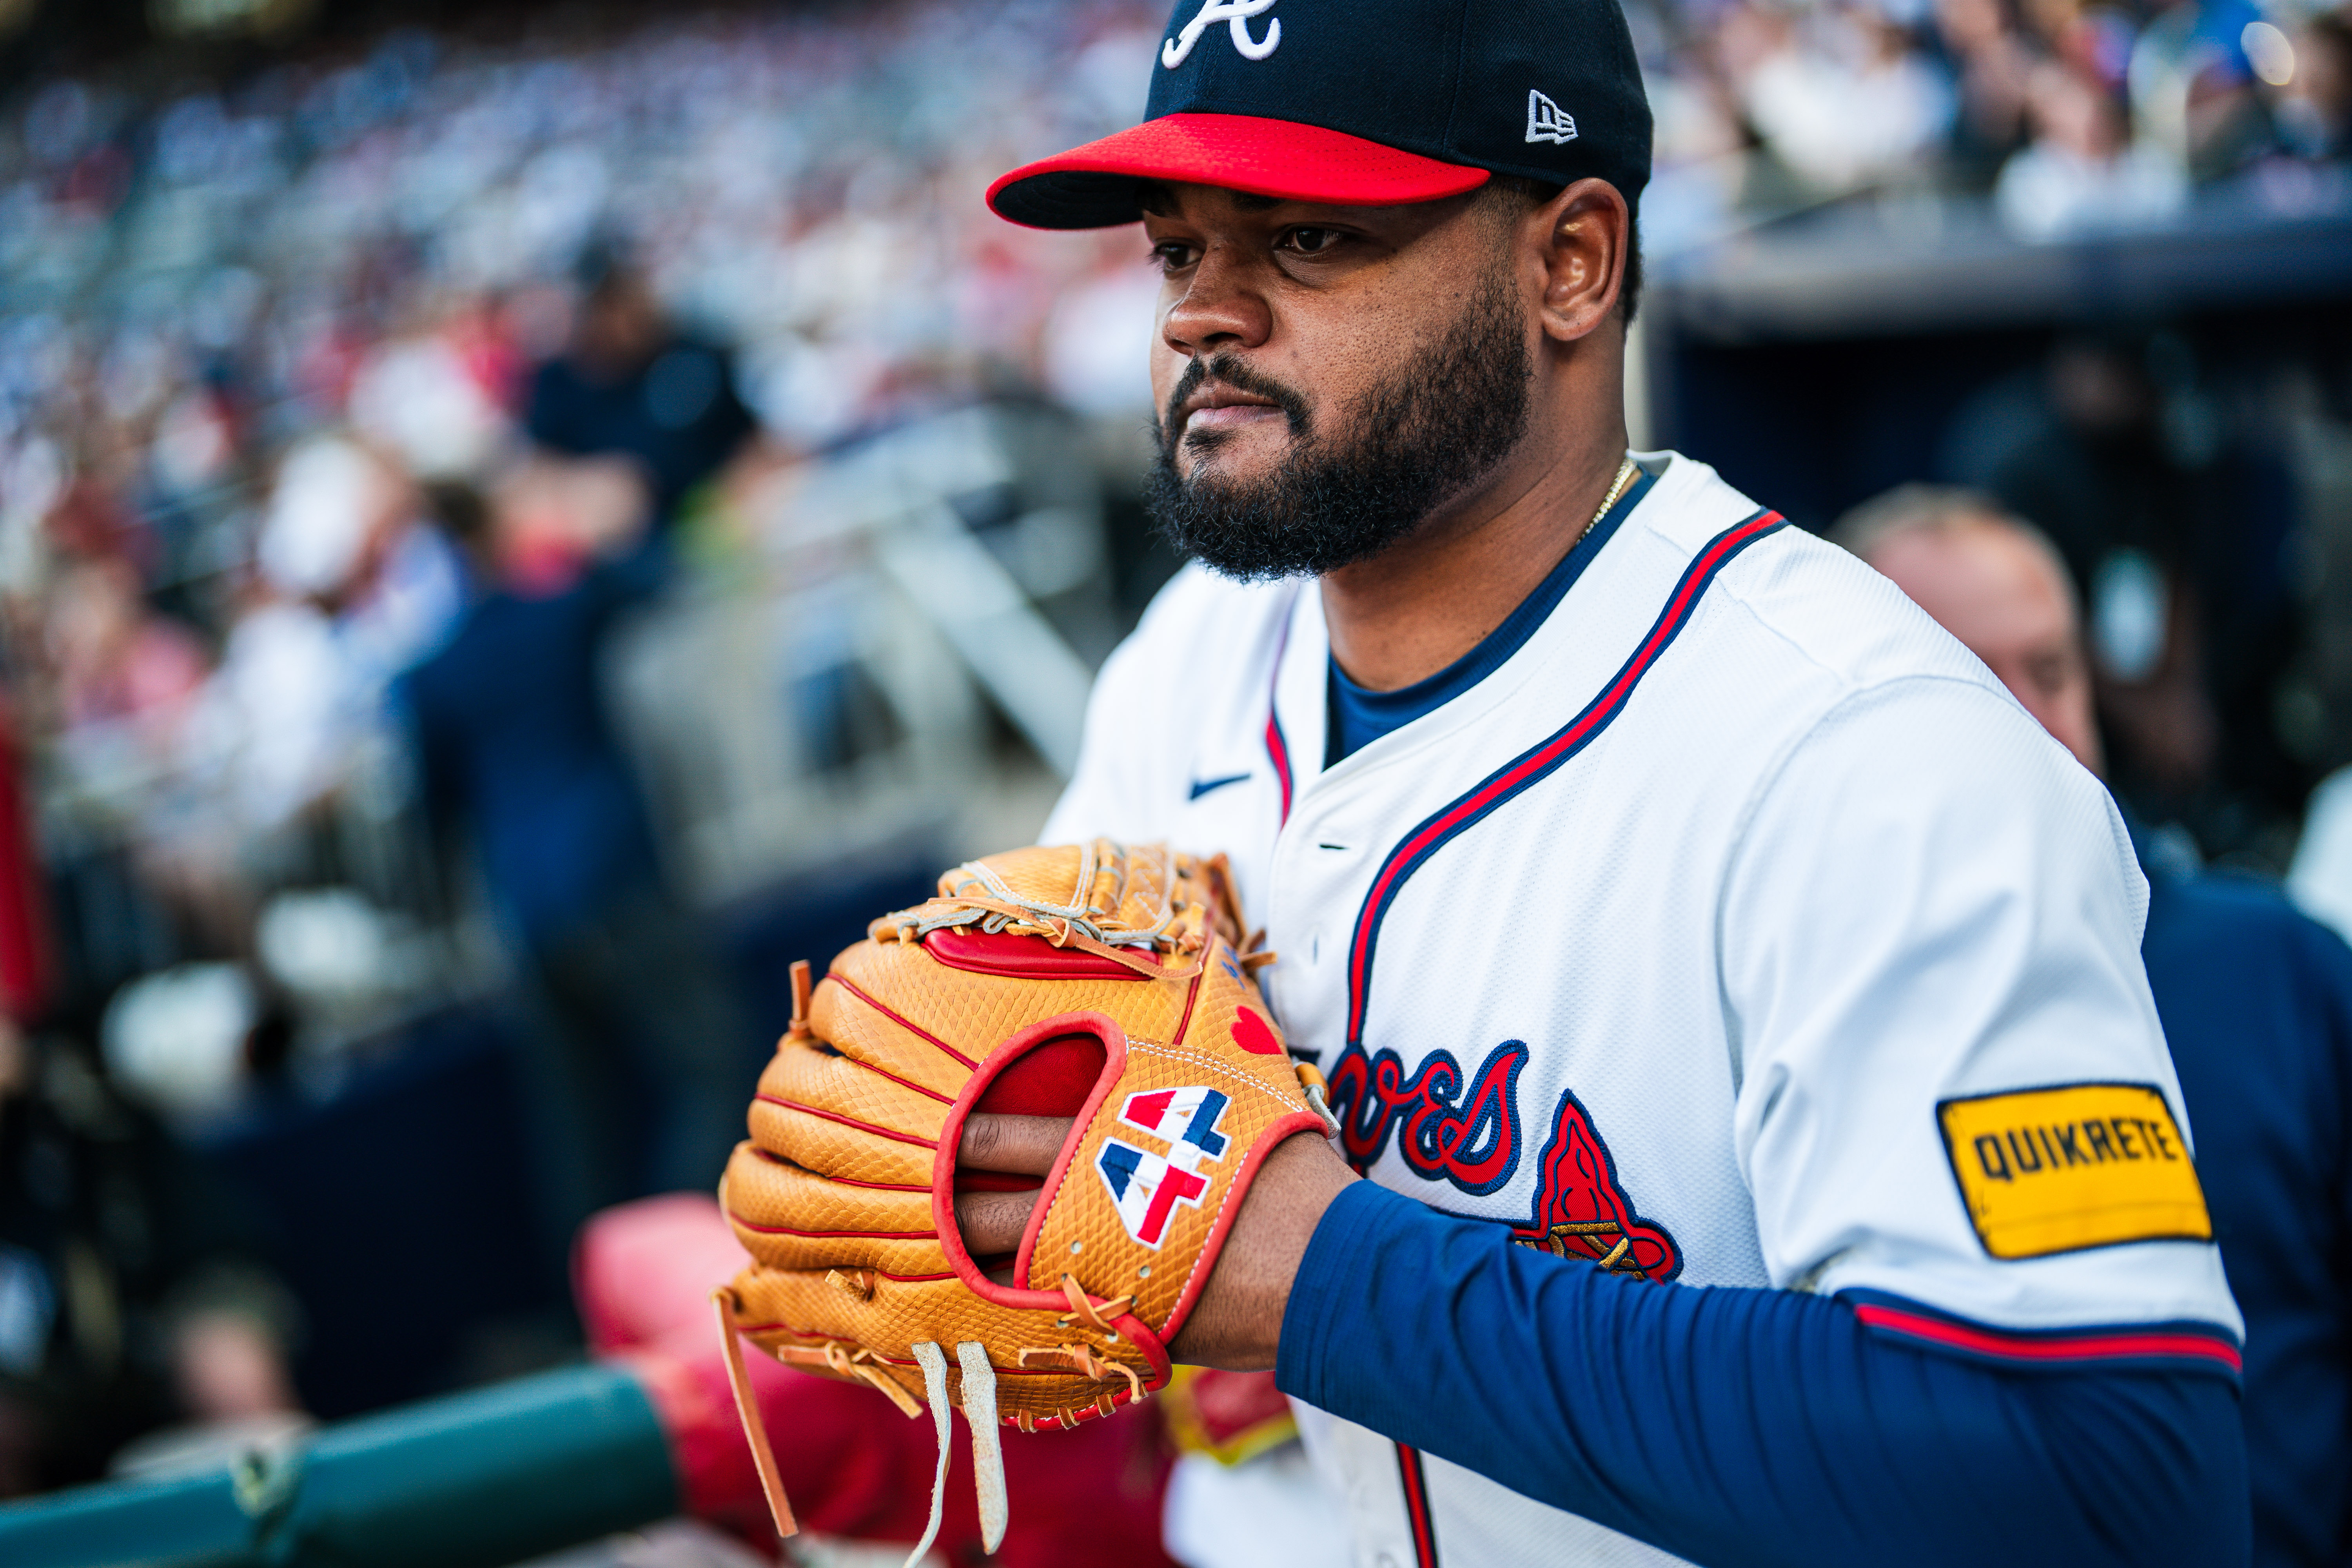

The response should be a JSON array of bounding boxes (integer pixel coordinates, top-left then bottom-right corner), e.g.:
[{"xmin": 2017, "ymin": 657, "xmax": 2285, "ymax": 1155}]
[{"xmin": 1531, "ymin": 178, "xmax": 1629, "ymax": 345}]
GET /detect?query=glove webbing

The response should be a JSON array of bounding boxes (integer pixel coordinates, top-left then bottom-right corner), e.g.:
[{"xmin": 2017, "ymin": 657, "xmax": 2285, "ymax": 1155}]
[
  {"xmin": 883, "ymin": 841, "xmax": 1207, "ymax": 979},
  {"xmin": 957, "ymin": 839, "xmax": 1177, "ymax": 947}
]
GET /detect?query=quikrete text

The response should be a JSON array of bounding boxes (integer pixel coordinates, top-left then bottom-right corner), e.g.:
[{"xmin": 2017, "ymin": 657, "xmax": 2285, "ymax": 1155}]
[{"xmin": 1974, "ymin": 1114, "xmax": 2181, "ymax": 1183}]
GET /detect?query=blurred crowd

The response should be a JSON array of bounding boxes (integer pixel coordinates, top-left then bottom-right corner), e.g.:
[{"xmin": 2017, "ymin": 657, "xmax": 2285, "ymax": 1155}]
[
  {"xmin": 0, "ymin": 0, "xmax": 2347, "ymax": 1029},
  {"xmin": 0, "ymin": 0, "xmax": 1170, "ymax": 1036},
  {"xmin": 1640, "ymin": 0, "xmax": 2352, "ymax": 244},
  {"xmin": 0, "ymin": 0, "xmax": 2345, "ymax": 1509}
]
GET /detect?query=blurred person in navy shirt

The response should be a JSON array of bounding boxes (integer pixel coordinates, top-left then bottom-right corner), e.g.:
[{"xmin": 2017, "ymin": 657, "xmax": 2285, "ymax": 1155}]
[
  {"xmin": 1839, "ymin": 486, "xmax": 2352, "ymax": 1566},
  {"xmin": 398, "ymin": 469, "xmax": 748, "ymax": 1264},
  {"xmin": 525, "ymin": 254, "xmax": 757, "ymax": 528}
]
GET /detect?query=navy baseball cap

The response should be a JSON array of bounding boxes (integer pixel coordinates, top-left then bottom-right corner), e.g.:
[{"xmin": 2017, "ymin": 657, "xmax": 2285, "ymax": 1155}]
[{"xmin": 987, "ymin": 0, "xmax": 1653, "ymax": 230}]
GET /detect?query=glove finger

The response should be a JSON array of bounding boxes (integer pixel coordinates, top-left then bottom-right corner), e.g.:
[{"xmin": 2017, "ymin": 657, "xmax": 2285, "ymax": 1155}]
[
  {"xmin": 748, "ymin": 1037, "xmax": 945, "ymax": 1189},
  {"xmin": 808, "ymin": 954, "xmax": 987, "ymax": 1101},
  {"xmin": 757, "ymin": 1032, "xmax": 952, "ymax": 1140},
  {"xmin": 723, "ymin": 1142, "xmax": 950, "ymax": 1277}
]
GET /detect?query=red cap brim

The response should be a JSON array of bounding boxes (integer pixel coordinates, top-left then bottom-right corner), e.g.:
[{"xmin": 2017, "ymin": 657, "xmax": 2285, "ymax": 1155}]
[{"xmin": 986, "ymin": 113, "xmax": 1490, "ymax": 230}]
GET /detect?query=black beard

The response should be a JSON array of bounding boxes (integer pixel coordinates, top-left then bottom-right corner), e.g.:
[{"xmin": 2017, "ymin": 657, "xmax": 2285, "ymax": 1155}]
[{"xmin": 1143, "ymin": 262, "xmax": 1532, "ymax": 581}]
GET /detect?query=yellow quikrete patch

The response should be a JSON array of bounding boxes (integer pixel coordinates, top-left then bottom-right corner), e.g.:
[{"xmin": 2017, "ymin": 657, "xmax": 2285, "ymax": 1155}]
[{"xmin": 1937, "ymin": 1082, "xmax": 2211, "ymax": 1259}]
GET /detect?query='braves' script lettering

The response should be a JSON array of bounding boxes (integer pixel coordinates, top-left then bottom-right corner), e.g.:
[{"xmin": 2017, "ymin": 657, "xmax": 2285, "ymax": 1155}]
[{"xmin": 1325, "ymin": 1039, "xmax": 1526, "ymax": 1195}]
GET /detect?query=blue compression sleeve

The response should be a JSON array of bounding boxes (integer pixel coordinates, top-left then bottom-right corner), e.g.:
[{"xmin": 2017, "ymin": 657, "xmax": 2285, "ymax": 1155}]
[{"xmin": 1276, "ymin": 1182, "xmax": 2248, "ymax": 1568}]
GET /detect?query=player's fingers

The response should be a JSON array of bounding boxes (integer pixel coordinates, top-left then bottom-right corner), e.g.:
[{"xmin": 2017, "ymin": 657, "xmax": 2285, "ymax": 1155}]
[
  {"xmin": 954, "ymin": 1185, "xmax": 1043, "ymax": 1255},
  {"xmin": 959, "ymin": 1112, "xmax": 1071, "ymax": 1175}
]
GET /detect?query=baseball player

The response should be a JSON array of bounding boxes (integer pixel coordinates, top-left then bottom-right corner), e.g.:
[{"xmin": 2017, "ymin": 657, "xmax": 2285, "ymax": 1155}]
[{"xmin": 951, "ymin": 0, "xmax": 2249, "ymax": 1563}]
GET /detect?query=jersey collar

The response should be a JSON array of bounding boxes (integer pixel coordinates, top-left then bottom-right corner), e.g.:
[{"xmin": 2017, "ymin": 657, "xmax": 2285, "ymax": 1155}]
[{"xmin": 1268, "ymin": 456, "xmax": 1670, "ymax": 797}]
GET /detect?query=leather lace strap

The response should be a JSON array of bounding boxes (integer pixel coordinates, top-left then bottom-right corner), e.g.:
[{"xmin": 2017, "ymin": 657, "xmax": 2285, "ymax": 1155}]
[{"xmin": 711, "ymin": 1289, "xmax": 798, "ymax": 1539}]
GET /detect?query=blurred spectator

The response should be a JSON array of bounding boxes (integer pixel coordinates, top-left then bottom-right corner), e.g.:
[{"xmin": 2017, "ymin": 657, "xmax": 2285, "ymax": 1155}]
[
  {"xmin": 1936, "ymin": 0, "xmax": 2041, "ymax": 179},
  {"xmin": 0, "ymin": 1015, "xmax": 307, "ymax": 1498},
  {"xmin": 1942, "ymin": 333, "xmax": 2301, "ymax": 853},
  {"xmin": 1838, "ymin": 486, "xmax": 2352, "ymax": 1568},
  {"xmin": 1725, "ymin": 0, "xmax": 1956, "ymax": 194},
  {"xmin": 348, "ymin": 299, "xmax": 520, "ymax": 485},
  {"xmin": 0, "ymin": 626, "xmax": 304, "ymax": 1499},
  {"xmin": 398, "ymin": 474, "xmax": 748, "ymax": 1259},
  {"xmin": 1835, "ymin": 487, "xmax": 2101, "ymax": 751},
  {"xmin": 1997, "ymin": 58, "xmax": 2187, "ymax": 234},
  {"xmin": 2129, "ymin": 0, "xmax": 2272, "ymax": 181},
  {"xmin": 44, "ymin": 558, "xmax": 207, "ymax": 764},
  {"xmin": 525, "ymin": 258, "xmax": 756, "ymax": 526},
  {"xmin": 199, "ymin": 437, "xmax": 460, "ymax": 835},
  {"xmin": 2274, "ymin": 11, "xmax": 2352, "ymax": 160}
]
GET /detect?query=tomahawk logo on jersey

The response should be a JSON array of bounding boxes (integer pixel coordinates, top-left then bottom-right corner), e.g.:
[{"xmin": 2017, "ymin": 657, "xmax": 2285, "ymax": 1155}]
[{"xmin": 1097, "ymin": 1087, "xmax": 1233, "ymax": 1247}]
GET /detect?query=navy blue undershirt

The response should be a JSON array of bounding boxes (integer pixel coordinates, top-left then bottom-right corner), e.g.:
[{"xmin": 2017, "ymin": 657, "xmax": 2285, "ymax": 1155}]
[
  {"xmin": 1326, "ymin": 468, "xmax": 1657, "ymax": 766},
  {"xmin": 1276, "ymin": 1187, "xmax": 2246, "ymax": 1566}
]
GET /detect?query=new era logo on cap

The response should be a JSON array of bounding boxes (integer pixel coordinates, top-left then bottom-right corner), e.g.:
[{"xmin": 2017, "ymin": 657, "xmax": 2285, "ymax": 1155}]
[
  {"xmin": 1527, "ymin": 89, "xmax": 1577, "ymax": 145},
  {"xmin": 1096, "ymin": 1086, "xmax": 1234, "ymax": 1247}
]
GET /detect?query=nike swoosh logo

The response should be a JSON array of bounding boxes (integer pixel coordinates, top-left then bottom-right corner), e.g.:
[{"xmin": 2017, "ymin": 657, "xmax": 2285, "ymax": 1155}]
[{"xmin": 1188, "ymin": 773, "xmax": 1252, "ymax": 800}]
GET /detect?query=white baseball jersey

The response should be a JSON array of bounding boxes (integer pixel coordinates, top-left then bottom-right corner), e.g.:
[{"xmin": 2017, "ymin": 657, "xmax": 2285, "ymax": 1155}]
[{"xmin": 1044, "ymin": 451, "xmax": 2241, "ymax": 1568}]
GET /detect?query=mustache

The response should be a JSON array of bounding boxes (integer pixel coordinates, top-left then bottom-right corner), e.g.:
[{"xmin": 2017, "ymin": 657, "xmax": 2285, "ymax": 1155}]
[{"xmin": 1158, "ymin": 354, "xmax": 1313, "ymax": 452}]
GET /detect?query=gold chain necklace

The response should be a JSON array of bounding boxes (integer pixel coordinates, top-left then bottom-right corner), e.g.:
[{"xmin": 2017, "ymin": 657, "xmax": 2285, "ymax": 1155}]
[{"xmin": 1572, "ymin": 456, "xmax": 1640, "ymax": 552}]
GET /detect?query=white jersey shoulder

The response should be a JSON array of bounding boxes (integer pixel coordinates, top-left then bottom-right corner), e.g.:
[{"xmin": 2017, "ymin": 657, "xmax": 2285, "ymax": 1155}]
[{"xmin": 1053, "ymin": 453, "xmax": 2238, "ymax": 1568}]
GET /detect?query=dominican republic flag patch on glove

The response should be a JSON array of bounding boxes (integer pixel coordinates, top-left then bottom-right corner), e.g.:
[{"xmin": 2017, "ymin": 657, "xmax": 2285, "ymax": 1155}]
[
  {"xmin": 1119, "ymin": 1087, "xmax": 1231, "ymax": 1156},
  {"xmin": 1096, "ymin": 1087, "xmax": 1231, "ymax": 1247}
]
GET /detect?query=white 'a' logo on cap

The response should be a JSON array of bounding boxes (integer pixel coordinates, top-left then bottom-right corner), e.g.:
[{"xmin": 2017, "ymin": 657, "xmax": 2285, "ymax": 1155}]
[
  {"xmin": 1527, "ymin": 89, "xmax": 1579, "ymax": 144},
  {"xmin": 1163, "ymin": 0, "xmax": 1282, "ymax": 68}
]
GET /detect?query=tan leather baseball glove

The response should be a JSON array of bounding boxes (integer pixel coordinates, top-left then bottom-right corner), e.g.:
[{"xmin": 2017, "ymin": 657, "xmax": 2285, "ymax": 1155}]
[{"xmin": 712, "ymin": 840, "xmax": 1336, "ymax": 1557}]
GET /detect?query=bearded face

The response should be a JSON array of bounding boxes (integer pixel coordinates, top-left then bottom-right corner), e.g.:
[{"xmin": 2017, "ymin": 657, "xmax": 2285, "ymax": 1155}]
[{"xmin": 1144, "ymin": 250, "xmax": 1533, "ymax": 582}]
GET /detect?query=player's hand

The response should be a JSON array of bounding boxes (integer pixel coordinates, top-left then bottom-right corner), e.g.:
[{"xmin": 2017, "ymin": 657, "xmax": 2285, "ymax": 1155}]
[{"xmin": 956, "ymin": 1113, "xmax": 1354, "ymax": 1370}]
